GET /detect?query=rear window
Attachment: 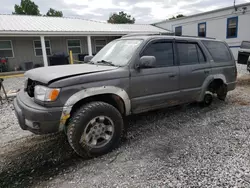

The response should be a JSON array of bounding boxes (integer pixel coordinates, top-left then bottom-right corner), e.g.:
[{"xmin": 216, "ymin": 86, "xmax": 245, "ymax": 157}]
[
  {"xmin": 241, "ymin": 41, "xmax": 250, "ymax": 49},
  {"xmin": 202, "ymin": 40, "xmax": 232, "ymax": 62}
]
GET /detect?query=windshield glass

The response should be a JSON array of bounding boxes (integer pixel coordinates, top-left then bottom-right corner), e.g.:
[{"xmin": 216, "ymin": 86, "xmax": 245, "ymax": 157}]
[
  {"xmin": 241, "ymin": 41, "xmax": 250, "ymax": 49},
  {"xmin": 91, "ymin": 39, "xmax": 143, "ymax": 67}
]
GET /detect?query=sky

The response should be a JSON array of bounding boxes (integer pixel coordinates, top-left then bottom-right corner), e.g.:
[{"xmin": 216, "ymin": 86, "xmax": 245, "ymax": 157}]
[{"xmin": 0, "ymin": 0, "xmax": 249, "ymax": 24}]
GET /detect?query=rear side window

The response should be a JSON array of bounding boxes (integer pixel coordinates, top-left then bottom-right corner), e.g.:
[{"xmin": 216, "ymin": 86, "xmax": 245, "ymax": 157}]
[
  {"xmin": 241, "ymin": 41, "xmax": 250, "ymax": 49},
  {"xmin": 202, "ymin": 40, "xmax": 232, "ymax": 62},
  {"xmin": 177, "ymin": 43, "xmax": 206, "ymax": 65},
  {"xmin": 142, "ymin": 41, "xmax": 174, "ymax": 67}
]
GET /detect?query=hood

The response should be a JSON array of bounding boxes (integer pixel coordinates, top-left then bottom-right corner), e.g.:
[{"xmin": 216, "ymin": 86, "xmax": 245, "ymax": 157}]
[{"xmin": 25, "ymin": 64, "xmax": 118, "ymax": 84}]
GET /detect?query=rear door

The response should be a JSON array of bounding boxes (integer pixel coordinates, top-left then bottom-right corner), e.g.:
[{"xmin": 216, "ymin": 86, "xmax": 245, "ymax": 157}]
[
  {"xmin": 176, "ymin": 41, "xmax": 211, "ymax": 102},
  {"xmin": 129, "ymin": 39, "xmax": 180, "ymax": 113}
]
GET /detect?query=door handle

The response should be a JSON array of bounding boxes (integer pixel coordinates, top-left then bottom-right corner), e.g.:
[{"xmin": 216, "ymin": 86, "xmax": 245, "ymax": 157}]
[
  {"xmin": 169, "ymin": 74, "xmax": 176, "ymax": 78},
  {"xmin": 204, "ymin": 70, "xmax": 210, "ymax": 74}
]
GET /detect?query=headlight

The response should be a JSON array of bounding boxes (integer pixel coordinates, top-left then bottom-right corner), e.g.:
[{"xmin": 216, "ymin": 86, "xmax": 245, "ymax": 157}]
[{"xmin": 34, "ymin": 85, "xmax": 60, "ymax": 102}]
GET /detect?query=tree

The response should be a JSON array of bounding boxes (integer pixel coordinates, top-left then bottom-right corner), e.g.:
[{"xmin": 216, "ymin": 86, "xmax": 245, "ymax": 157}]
[
  {"xmin": 46, "ymin": 8, "xmax": 63, "ymax": 17},
  {"xmin": 108, "ymin": 11, "xmax": 135, "ymax": 24},
  {"xmin": 168, "ymin": 14, "xmax": 185, "ymax": 20},
  {"xmin": 13, "ymin": 0, "xmax": 40, "ymax": 15},
  {"xmin": 169, "ymin": 16, "xmax": 176, "ymax": 20},
  {"xmin": 176, "ymin": 14, "xmax": 185, "ymax": 18}
]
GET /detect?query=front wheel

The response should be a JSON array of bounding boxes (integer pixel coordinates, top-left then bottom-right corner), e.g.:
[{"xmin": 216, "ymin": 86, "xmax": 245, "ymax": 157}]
[{"xmin": 67, "ymin": 102, "xmax": 124, "ymax": 158}]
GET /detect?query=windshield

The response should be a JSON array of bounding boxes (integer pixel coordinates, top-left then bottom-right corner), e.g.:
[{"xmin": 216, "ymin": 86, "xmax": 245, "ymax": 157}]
[
  {"xmin": 241, "ymin": 41, "xmax": 250, "ymax": 49},
  {"xmin": 91, "ymin": 39, "xmax": 143, "ymax": 67}
]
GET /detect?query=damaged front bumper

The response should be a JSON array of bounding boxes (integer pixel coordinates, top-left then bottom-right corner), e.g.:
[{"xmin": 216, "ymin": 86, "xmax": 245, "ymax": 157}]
[{"xmin": 14, "ymin": 90, "xmax": 63, "ymax": 134}]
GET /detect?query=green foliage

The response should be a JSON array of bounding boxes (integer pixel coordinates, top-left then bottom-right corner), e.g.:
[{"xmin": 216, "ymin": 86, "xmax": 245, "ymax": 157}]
[
  {"xmin": 108, "ymin": 11, "xmax": 135, "ymax": 24},
  {"xmin": 46, "ymin": 8, "xmax": 63, "ymax": 17},
  {"xmin": 169, "ymin": 14, "xmax": 185, "ymax": 20},
  {"xmin": 12, "ymin": 0, "xmax": 40, "ymax": 15}
]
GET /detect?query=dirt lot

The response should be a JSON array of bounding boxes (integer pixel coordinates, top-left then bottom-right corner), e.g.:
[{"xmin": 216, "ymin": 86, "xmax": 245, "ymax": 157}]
[{"xmin": 0, "ymin": 65, "xmax": 250, "ymax": 188}]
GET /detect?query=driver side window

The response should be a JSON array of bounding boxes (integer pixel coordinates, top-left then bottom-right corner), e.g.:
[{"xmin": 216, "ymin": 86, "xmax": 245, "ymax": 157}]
[{"xmin": 141, "ymin": 41, "xmax": 174, "ymax": 67}]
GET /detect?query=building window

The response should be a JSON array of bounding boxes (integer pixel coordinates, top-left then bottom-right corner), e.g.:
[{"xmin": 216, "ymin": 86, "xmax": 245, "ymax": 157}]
[
  {"xmin": 0, "ymin": 40, "xmax": 14, "ymax": 58},
  {"xmin": 198, "ymin": 22, "xmax": 206, "ymax": 37},
  {"xmin": 34, "ymin": 40, "xmax": 51, "ymax": 56},
  {"xmin": 175, "ymin": 26, "xmax": 182, "ymax": 36},
  {"xmin": 227, "ymin": 17, "xmax": 238, "ymax": 38},
  {"xmin": 67, "ymin": 39, "xmax": 81, "ymax": 54},
  {"xmin": 95, "ymin": 39, "xmax": 107, "ymax": 53}
]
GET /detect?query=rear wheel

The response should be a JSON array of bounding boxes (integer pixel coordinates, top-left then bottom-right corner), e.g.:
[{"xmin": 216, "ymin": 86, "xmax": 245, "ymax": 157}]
[
  {"xmin": 67, "ymin": 102, "xmax": 124, "ymax": 158},
  {"xmin": 217, "ymin": 84, "xmax": 227, "ymax": 101}
]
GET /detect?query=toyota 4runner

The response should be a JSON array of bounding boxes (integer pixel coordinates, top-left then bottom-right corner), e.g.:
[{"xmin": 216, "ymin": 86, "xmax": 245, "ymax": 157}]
[{"xmin": 14, "ymin": 34, "xmax": 237, "ymax": 157}]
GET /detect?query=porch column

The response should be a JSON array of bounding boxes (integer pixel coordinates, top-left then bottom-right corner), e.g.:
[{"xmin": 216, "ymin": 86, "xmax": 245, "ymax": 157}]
[
  {"xmin": 40, "ymin": 36, "xmax": 48, "ymax": 67},
  {"xmin": 87, "ymin": 35, "xmax": 93, "ymax": 56}
]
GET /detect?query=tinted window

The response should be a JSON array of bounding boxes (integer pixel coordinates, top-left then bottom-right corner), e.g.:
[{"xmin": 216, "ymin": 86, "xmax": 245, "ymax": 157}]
[
  {"xmin": 241, "ymin": 41, "xmax": 250, "ymax": 49},
  {"xmin": 227, "ymin": 17, "xmax": 238, "ymax": 38},
  {"xmin": 177, "ymin": 43, "xmax": 203, "ymax": 65},
  {"xmin": 175, "ymin": 26, "xmax": 182, "ymax": 36},
  {"xmin": 142, "ymin": 41, "xmax": 174, "ymax": 67},
  {"xmin": 198, "ymin": 23, "xmax": 206, "ymax": 37},
  {"xmin": 197, "ymin": 46, "xmax": 206, "ymax": 63},
  {"xmin": 202, "ymin": 40, "xmax": 231, "ymax": 62}
]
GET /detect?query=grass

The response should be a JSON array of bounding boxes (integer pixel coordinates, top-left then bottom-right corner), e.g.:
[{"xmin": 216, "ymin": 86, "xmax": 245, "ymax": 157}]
[{"xmin": 0, "ymin": 74, "xmax": 24, "ymax": 79}]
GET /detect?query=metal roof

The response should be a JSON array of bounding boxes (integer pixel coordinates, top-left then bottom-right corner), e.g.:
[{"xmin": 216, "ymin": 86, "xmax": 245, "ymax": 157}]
[
  {"xmin": 153, "ymin": 2, "xmax": 250, "ymax": 25},
  {"xmin": 0, "ymin": 14, "xmax": 169, "ymax": 36}
]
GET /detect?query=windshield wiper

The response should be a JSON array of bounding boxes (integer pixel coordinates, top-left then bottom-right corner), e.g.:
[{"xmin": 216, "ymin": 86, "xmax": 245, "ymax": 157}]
[{"xmin": 96, "ymin": 60, "xmax": 116, "ymax": 67}]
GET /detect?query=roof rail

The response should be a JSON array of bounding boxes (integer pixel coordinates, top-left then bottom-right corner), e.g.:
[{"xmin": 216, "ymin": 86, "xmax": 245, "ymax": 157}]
[
  {"xmin": 122, "ymin": 33, "xmax": 216, "ymax": 40},
  {"xmin": 122, "ymin": 32, "xmax": 173, "ymax": 38},
  {"xmin": 177, "ymin": 35, "xmax": 216, "ymax": 39}
]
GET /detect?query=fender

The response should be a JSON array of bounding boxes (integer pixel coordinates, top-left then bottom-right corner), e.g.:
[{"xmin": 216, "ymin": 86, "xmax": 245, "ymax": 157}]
[
  {"xmin": 59, "ymin": 86, "xmax": 131, "ymax": 130},
  {"xmin": 198, "ymin": 74, "xmax": 227, "ymax": 102}
]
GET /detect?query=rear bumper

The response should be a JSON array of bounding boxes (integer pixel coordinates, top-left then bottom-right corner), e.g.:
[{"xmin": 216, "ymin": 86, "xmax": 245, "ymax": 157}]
[{"xmin": 14, "ymin": 90, "xmax": 63, "ymax": 135}]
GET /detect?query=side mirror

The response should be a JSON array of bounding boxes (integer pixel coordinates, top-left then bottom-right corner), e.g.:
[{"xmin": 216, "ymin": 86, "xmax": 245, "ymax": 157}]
[
  {"xmin": 138, "ymin": 56, "xmax": 156, "ymax": 68},
  {"xmin": 84, "ymin": 55, "xmax": 93, "ymax": 63}
]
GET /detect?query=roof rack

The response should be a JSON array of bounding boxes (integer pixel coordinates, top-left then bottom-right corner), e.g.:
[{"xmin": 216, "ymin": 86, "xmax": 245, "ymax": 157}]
[
  {"xmin": 178, "ymin": 35, "xmax": 216, "ymax": 39},
  {"xmin": 122, "ymin": 33, "xmax": 216, "ymax": 39},
  {"xmin": 122, "ymin": 32, "xmax": 173, "ymax": 38}
]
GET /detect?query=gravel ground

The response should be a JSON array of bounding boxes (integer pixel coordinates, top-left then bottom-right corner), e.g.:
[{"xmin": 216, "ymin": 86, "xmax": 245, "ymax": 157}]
[{"xmin": 0, "ymin": 65, "xmax": 250, "ymax": 188}]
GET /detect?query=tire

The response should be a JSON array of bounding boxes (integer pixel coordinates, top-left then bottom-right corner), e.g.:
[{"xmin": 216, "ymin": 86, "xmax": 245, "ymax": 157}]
[
  {"xmin": 67, "ymin": 102, "xmax": 124, "ymax": 158},
  {"xmin": 217, "ymin": 84, "xmax": 227, "ymax": 101},
  {"xmin": 200, "ymin": 93, "xmax": 213, "ymax": 107}
]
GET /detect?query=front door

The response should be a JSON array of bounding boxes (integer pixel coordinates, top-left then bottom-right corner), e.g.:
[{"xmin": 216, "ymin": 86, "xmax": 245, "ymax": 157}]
[
  {"xmin": 129, "ymin": 40, "xmax": 180, "ymax": 114},
  {"xmin": 176, "ymin": 41, "xmax": 211, "ymax": 102}
]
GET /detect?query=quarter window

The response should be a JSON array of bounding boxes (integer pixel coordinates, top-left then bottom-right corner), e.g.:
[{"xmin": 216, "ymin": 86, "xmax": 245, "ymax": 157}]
[
  {"xmin": 95, "ymin": 39, "xmax": 107, "ymax": 53},
  {"xmin": 142, "ymin": 41, "xmax": 174, "ymax": 67},
  {"xmin": 202, "ymin": 40, "xmax": 231, "ymax": 62},
  {"xmin": 177, "ymin": 43, "xmax": 206, "ymax": 65},
  {"xmin": 227, "ymin": 17, "xmax": 238, "ymax": 38},
  {"xmin": 34, "ymin": 40, "xmax": 51, "ymax": 56},
  {"xmin": 175, "ymin": 26, "xmax": 182, "ymax": 36},
  {"xmin": 67, "ymin": 39, "xmax": 81, "ymax": 54},
  {"xmin": 198, "ymin": 22, "xmax": 206, "ymax": 37},
  {"xmin": 0, "ymin": 40, "xmax": 14, "ymax": 58}
]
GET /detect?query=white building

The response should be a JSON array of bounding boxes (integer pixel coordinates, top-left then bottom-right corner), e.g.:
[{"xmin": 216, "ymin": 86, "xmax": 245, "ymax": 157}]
[
  {"xmin": 154, "ymin": 2, "xmax": 250, "ymax": 60},
  {"xmin": 0, "ymin": 15, "xmax": 168, "ymax": 71}
]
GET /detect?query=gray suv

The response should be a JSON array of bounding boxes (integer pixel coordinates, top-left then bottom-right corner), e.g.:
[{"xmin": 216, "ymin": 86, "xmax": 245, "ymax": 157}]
[{"xmin": 14, "ymin": 35, "xmax": 237, "ymax": 157}]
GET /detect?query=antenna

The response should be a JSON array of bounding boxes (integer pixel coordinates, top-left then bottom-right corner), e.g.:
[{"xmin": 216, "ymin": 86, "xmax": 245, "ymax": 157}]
[{"xmin": 234, "ymin": 0, "xmax": 238, "ymax": 11}]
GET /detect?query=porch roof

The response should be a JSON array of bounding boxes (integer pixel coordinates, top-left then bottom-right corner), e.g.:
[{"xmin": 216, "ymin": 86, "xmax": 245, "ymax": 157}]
[{"xmin": 0, "ymin": 14, "xmax": 169, "ymax": 36}]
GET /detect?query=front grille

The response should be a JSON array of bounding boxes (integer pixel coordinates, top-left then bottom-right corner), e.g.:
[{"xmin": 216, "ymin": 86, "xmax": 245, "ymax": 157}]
[{"xmin": 27, "ymin": 79, "xmax": 37, "ymax": 97}]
